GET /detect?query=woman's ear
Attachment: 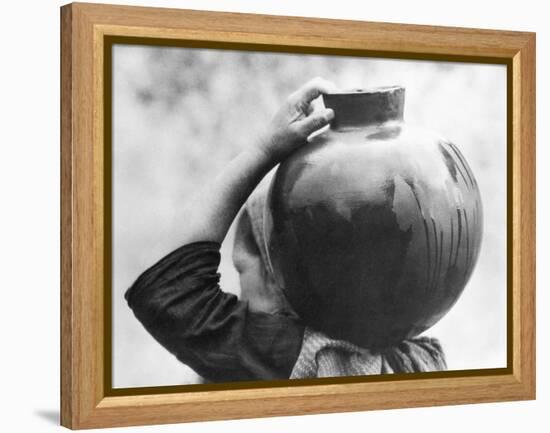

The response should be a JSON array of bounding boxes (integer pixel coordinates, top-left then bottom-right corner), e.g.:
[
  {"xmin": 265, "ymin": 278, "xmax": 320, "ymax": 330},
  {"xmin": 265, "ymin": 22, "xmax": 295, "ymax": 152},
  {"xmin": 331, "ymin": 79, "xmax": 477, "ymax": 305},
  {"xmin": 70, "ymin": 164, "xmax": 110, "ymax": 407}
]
[{"xmin": 232, "ymin": 208, "xmax": 262, "ymax": 273}]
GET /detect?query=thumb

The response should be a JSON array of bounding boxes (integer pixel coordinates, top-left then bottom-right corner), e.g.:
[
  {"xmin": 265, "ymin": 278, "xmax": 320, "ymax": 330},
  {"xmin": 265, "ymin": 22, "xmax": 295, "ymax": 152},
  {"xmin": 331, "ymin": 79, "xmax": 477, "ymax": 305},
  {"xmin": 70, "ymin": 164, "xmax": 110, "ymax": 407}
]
[{"xmin": 294, "ymin": 108, "xmax": 334, "ymax": 139}]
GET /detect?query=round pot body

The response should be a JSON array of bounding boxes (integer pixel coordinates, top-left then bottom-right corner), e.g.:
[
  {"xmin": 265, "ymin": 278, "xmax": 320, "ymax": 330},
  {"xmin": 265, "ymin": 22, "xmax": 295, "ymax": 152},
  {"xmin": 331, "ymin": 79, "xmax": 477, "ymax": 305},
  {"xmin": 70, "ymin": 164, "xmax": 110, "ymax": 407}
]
[{"xmin": 263, "ymin": 86, "xmax": 483, "ymax": 349}]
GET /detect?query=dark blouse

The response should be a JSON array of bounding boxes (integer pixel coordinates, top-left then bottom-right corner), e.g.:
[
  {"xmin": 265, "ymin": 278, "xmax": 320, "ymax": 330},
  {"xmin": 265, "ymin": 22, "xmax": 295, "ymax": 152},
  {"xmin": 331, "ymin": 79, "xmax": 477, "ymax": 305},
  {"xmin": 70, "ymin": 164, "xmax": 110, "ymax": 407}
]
[{"xmin": 125, "ymin": 241, "xmax": 305, "ymax": 383}]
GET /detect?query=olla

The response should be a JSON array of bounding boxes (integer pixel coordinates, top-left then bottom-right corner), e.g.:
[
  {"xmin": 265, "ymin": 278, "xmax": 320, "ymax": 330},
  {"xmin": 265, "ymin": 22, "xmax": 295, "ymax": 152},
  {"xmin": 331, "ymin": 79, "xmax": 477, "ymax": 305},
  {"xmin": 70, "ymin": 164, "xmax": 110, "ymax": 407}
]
[{"xmin": 264, "ymin": 86, "xmax": 483, "ymax": 348}]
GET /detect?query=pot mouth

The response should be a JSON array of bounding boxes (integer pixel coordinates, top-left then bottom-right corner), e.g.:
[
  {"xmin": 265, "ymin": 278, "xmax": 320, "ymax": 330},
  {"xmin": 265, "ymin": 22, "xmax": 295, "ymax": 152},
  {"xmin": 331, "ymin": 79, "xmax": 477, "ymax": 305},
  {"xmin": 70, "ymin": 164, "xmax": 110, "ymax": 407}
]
[
  {"xmin": 325, "ymin": 85, "xmax": 404, "ymax": 96},
  {"xmin": 323, "ymin": 85, "xmax": 405, "ymax": 129}
]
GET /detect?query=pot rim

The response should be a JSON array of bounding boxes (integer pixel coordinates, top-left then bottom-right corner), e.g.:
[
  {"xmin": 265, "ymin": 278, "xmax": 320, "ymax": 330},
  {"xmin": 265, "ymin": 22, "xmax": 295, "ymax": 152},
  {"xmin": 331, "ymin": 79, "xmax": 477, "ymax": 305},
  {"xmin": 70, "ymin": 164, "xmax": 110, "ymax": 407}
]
[{"xmin": 325, "ymin": 85, "xmax": 404, "ymax": 96}]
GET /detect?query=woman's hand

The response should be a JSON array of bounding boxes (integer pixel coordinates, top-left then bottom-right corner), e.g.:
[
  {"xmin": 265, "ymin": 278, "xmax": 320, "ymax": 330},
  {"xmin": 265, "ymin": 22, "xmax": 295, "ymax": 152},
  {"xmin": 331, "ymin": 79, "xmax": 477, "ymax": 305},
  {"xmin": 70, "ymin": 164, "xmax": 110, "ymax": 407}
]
[{"xmin": 258, "ymin": 77, "xmax": 336, "ymax": 164}]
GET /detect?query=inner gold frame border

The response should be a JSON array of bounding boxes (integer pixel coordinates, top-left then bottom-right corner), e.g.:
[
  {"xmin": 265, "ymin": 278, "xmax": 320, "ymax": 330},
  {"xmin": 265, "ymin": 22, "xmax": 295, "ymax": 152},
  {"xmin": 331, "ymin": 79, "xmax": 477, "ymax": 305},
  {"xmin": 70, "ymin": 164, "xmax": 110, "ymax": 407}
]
[{"xmin": 61, "ymin": 2, "xmax": 535, "ymax": 429}]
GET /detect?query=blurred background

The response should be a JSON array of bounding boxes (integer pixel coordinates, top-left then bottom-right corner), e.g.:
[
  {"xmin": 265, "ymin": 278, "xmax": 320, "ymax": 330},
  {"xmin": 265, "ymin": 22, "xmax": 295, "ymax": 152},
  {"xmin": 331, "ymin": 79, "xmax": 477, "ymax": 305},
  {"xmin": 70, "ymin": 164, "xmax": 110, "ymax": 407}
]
[{"xmin": 112, "ymin": 44, "xmax": 507, "ymax": 388}]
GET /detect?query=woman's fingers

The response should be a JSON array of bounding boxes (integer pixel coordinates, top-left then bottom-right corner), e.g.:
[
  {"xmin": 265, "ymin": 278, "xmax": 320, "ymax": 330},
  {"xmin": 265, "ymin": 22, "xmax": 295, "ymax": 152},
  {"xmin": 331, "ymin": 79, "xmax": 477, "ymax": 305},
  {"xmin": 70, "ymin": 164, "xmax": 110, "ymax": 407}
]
[
  {"xmin": 293, "ymin": 108, "xmax": 334, "ymax": 139},
  {"xmin": 288, "ymin": 77, "xmax": 337, "ymax": 110}
]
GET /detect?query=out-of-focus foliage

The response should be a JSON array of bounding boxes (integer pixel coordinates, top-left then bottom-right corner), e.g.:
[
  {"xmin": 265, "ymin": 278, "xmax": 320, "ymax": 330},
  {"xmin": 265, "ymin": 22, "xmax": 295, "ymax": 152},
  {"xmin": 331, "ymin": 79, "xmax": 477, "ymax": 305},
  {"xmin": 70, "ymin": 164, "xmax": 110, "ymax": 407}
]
[{"xmin": 112, "ymin": 45, "xmax": 507, "ymax": 388}]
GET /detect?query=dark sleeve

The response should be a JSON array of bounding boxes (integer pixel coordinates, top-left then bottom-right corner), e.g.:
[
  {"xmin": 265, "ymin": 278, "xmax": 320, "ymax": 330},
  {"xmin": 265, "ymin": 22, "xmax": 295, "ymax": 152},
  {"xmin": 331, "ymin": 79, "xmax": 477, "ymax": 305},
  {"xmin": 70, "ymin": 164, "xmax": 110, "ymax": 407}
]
[{"xmin": 124, "ymin": 241, "xmax": 304, "ymax": 383}]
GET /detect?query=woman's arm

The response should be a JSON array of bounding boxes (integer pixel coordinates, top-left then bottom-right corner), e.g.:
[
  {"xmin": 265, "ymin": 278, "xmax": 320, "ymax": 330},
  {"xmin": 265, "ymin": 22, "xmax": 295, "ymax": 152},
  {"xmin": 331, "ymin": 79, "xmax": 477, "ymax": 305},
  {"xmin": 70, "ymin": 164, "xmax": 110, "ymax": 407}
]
[
  {"xmin": 174, "ymin": 77, "xmax": 335, "ymax": 247},
  {"xmin": 125, "ymin": 78, "xmax": 336, "ymax": 382}
]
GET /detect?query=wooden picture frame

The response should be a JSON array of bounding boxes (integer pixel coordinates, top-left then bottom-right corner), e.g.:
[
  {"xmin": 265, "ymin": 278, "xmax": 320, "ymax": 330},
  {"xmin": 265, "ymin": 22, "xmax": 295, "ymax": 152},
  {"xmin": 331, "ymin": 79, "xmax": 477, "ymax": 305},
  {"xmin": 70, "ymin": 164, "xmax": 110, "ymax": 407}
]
[{"xmin": 60, "ymin": 2, "xmax": 536, "ymax": 429}]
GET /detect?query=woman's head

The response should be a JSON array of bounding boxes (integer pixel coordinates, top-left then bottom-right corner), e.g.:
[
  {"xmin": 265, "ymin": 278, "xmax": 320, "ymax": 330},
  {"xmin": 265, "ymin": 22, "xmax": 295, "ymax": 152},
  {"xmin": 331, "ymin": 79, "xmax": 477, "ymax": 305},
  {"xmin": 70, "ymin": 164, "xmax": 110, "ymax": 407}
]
[{"xmin": 232, "ymin": 176, "xmax": 295, "ymax": 316}]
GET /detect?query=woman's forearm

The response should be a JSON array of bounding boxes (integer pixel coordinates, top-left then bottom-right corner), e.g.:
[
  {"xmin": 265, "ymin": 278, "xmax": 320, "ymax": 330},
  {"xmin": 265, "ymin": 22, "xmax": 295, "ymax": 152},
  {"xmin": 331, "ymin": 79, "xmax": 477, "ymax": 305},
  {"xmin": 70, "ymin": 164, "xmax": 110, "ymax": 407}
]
[
  {"xmin": 179, "ymin": 146, "xmax": 276, "ymax": 246},
  {"xmin": 150, "ymin": 77, "xmax": 335, "ymax": 259}
]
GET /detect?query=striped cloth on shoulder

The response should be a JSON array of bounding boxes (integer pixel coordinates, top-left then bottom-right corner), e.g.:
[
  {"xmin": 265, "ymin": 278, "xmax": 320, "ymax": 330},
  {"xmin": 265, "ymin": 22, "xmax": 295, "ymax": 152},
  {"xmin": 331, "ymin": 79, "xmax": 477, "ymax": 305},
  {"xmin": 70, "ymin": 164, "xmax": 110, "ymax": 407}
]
[{"xmin": 290, "ymin": 327, "xmax": 446, "ymax": 379}]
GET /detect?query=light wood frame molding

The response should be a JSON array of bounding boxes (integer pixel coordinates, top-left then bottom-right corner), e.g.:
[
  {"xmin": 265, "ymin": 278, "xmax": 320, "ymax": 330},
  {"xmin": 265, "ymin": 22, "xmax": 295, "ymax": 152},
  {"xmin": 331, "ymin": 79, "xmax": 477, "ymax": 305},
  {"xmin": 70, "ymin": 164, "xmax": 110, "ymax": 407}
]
[{"xmin": 60, "ymin": 2, "xmax": 535, "ymax": 429}]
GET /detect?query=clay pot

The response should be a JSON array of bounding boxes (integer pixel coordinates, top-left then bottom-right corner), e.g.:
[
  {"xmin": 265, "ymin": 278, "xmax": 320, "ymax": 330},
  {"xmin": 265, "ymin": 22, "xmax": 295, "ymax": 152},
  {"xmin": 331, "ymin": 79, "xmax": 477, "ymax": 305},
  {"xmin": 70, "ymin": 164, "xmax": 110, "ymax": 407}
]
[{"xmin": 263, "ymin": 86, "xmax": 483, "ymax": 349}]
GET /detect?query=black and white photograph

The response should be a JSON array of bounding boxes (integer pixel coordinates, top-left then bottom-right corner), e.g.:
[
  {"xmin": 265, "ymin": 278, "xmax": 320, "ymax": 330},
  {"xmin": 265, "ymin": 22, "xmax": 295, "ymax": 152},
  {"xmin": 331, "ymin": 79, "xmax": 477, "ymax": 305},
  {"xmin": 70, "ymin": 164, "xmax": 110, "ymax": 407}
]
[{"xmin": 112, "ymin": 44, "xmax": 507, "ymax": 388}]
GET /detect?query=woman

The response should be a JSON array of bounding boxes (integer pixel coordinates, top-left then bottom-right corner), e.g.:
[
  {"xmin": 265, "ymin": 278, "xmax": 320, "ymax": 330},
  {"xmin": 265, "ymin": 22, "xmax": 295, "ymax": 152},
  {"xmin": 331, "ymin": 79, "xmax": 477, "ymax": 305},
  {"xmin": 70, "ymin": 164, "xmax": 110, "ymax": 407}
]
[{"xmin": 125, "ymin": 77, "xmax": 446, "ymax": 382}]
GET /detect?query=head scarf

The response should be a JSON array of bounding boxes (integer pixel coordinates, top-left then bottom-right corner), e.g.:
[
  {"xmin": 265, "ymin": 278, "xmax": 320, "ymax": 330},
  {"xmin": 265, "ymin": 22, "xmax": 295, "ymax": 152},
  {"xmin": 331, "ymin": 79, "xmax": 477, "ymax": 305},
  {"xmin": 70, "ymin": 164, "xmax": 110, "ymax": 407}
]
[{"xmin": 234, "ymin": 175, "xmax": 447, "ymax": 379}]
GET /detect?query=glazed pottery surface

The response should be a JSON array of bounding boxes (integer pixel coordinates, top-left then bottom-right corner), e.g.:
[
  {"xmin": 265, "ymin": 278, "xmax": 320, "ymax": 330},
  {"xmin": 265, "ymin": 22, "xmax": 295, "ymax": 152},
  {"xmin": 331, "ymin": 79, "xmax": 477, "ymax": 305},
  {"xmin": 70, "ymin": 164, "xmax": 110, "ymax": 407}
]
[{"xmin": 264, "ymin": 86, "xmax": 483, "ymax": 348}]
